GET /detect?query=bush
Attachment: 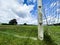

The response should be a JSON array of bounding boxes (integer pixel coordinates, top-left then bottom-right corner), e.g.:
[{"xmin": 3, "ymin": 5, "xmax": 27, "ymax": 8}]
[
  {"xmin": 1, "ymin": 23, "xmax": 9, "ymax": 25},
  {"xmin": 44, "ymin": 31, "xmax": 57, "ymax": 45},
  {"xmin": 9, "ymin": 19, "xmax": 17, "ymax": 25},
  {"xmin": 24, "ymin": 23, "xmax": 27, "ymax": 25}
]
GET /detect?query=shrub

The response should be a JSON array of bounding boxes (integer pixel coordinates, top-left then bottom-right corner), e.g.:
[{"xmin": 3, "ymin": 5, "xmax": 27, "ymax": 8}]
[
  {"xmin": 24, "ymin": 23, "xmax": 27, "ymax": 25},
  {"xmin": 9, "ymin": 19, "xmax": 17, "ymax": 25}
]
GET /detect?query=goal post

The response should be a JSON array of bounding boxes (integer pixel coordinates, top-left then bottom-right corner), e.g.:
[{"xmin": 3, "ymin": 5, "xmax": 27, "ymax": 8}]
[{"xmin": 38, "ymin": 0, "xmax": 43, "ymax": 40}]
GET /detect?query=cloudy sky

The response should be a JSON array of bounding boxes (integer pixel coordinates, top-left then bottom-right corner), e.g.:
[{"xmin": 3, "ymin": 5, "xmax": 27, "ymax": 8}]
[
  {"xmin": 43, "ymin": 0, "xmax": 60, "ymax": 24},
  {"xmin": 0, "ymin": 0, "xmax": 37, "ymax": 24},
  {"xmin": 0, "ymin": 0, "xmax": 60, "ymax": 25}
]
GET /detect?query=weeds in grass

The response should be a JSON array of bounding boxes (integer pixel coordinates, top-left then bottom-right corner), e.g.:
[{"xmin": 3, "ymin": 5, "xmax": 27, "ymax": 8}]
[{"xmin": 44, "ymin": 30, "xmax": 57, "ymax": 45}]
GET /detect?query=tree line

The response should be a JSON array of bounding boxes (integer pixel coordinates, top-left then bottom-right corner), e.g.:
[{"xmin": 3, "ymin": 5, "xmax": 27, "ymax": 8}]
[{"xmin": 1, "ymin": 19, "xmax": 27, "ymax": 25}]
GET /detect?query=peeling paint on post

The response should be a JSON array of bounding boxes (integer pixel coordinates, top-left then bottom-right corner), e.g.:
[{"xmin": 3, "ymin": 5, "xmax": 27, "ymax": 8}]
[{"xmin": 38, "ymin": 0, "xmax": 43, "ymax": 40}]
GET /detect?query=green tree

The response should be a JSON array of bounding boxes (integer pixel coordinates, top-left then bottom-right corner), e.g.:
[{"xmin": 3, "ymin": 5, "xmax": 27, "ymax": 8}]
[
  {"xmin": 9, "ymin": 19, "xmax": 17, "ymax": 25},
  {"xmin": 24, "ymin": 23, "xmax": 27, "ymax": 25}
]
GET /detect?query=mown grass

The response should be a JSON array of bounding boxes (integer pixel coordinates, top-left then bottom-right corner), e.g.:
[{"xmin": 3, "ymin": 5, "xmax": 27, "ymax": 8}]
[{"xmin": 0, "ymin": 25, "xmax": 60, "ymax": 45}]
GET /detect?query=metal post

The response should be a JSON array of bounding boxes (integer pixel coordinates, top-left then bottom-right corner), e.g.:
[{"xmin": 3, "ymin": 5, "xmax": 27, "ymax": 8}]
[{"xmin": 38, "ymin": 0, "xmax": 43, "ymax": 40}]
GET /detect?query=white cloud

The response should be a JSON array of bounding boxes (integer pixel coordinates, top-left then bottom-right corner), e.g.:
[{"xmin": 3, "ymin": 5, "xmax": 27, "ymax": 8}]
[
  {"xmin": 27, "ymin": 0, "xmax": 36, "ymax": 3},
  {"xmin": 43, "ymin": 0, "xmax": 60, "ymax": 25},
  {"xmin": 43, "ymin": 15, "xmax": 60, "ymax": 25},
  {"xmin": 50, "ymin": 2, "xmax": 57, "ymax": 8},
  {"xmin": 57, "ymin": 1, "xmax": 60, "ymax": 6},
  {"xmin": 50, "ymin": 0, "xmax": 60, "ymax": 8},
  {"xmin": 0, "ymin": 0, "xmax": 37, "ymax": 25},
  {"xmin": 56, "ymin": 9, "xmax": 60, "ymax": 13}
]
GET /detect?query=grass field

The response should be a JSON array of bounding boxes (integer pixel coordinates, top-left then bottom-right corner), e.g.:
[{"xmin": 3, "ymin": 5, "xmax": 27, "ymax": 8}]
[{"xmin": 0, "ymin": 25, "xmax": 60, "ymax": 45}]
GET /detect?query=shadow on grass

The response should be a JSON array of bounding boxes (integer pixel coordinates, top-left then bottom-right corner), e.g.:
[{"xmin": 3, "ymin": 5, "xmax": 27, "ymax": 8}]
[{"xmin": 43, "ymin": 31, "xmax": 57, "ymax": 45}]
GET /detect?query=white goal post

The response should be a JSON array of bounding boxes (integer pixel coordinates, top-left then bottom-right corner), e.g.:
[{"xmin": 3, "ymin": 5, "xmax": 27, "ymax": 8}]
[{"xmin": 38, "ymin": 0, "xmax": 43, "ymax": 40}]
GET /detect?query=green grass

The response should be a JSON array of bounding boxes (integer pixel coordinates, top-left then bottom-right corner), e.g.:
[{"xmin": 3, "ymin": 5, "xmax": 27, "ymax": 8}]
[
  {"xmin": 0, "ymin": 25, "xmax": 60, "ymax": 45},
  {"xmin": 0, "ymin": 25, "xmax": 38, "ymax": 37},
  {"xmin": 44, "ymin": 26, "xmax": 60, "ymax": 45},
  {"xmin": 0, "ymin": 25, "xmax": 38, "ymax": 45}
]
